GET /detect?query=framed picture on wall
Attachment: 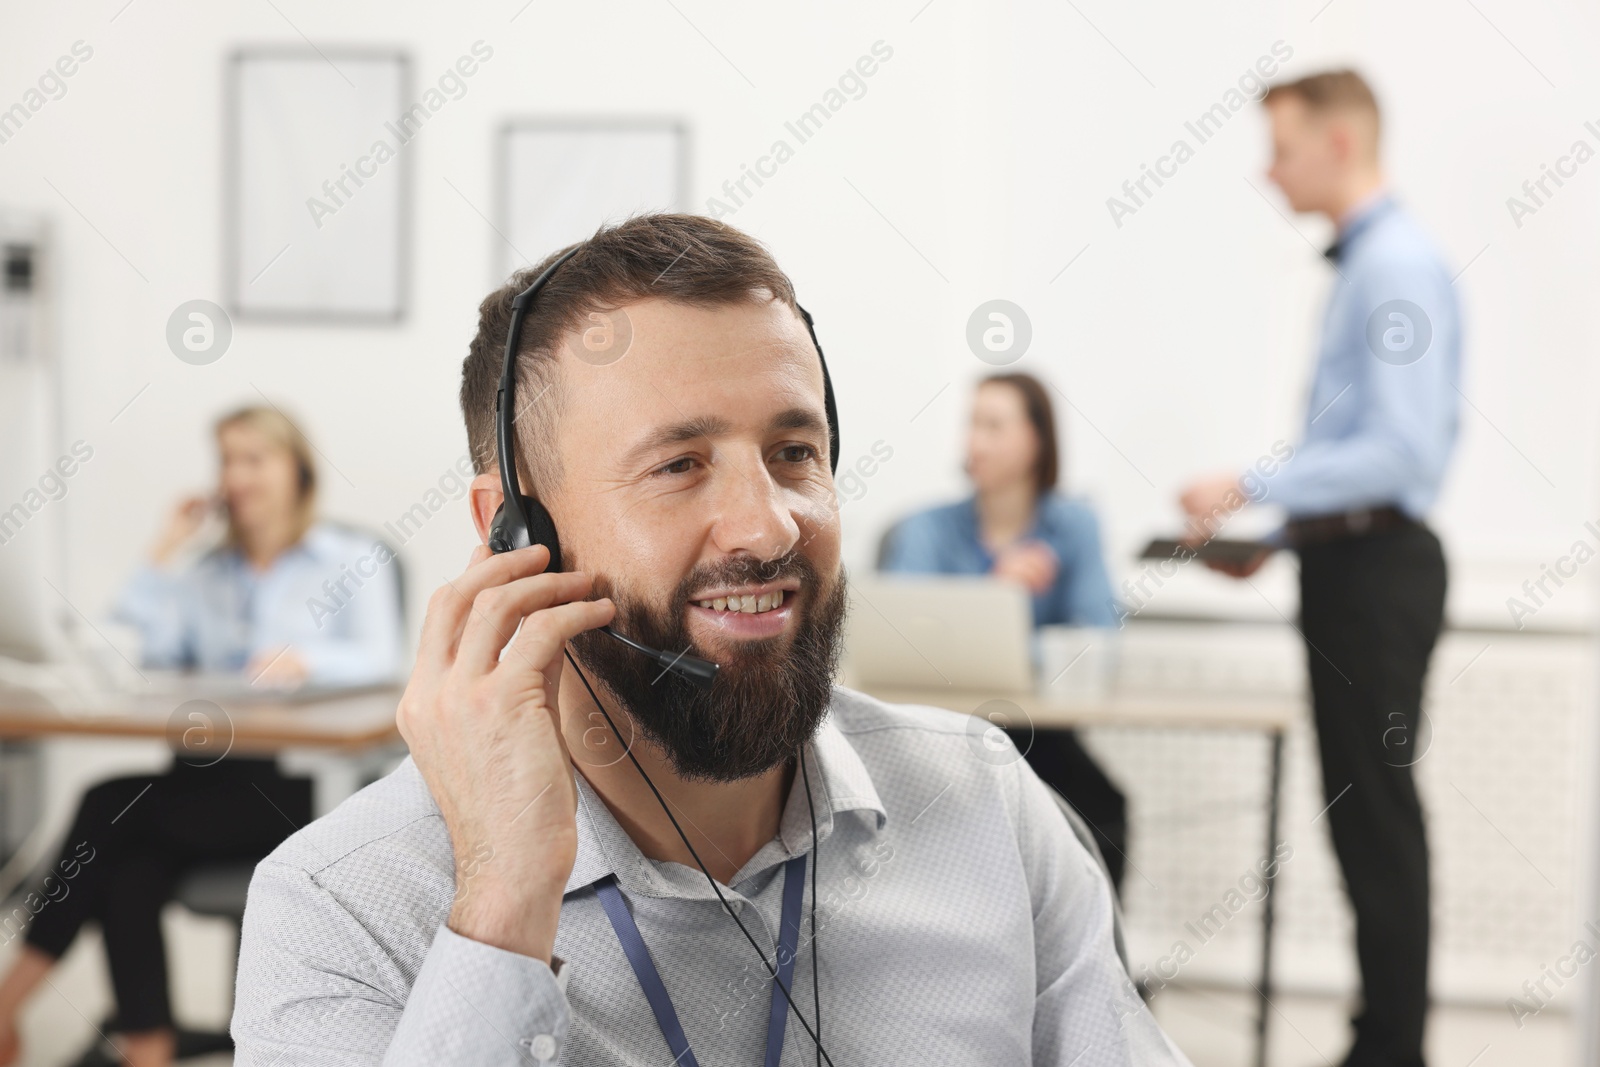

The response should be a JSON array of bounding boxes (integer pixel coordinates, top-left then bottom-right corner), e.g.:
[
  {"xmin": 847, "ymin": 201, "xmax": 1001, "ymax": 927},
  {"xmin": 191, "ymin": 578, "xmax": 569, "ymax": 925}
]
[
  {"xmin": 496, "ymin": 119, "xmax": 687, "ymax": 283},
  {"xmin": 226, "ymin": 48, "xmax": 411, "ymax": 322}
]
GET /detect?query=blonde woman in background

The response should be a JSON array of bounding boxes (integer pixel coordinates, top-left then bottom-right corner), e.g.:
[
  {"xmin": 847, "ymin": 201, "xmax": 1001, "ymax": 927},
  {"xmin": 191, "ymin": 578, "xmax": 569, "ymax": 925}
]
[
  {"xmin": 0, "ymin": 405, "xmax": 402, "ymax": 1067},
  {"xmin": 117, "ymin": 405, "xmax": 402, "ymax": 686}
]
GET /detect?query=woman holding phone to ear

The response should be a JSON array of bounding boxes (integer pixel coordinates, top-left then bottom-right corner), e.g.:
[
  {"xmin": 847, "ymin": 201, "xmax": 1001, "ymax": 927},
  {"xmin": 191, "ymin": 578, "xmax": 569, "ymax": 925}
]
[
  {"xmin": 0, "ymin": 405, "xmax": 403, "ymax": 1067},
  {"xmin": 118, "ymin": 406, "xmax": 403, "ymax": 688},
  {"xmin": 879, "ymin": 372, "xmax": 1129, "ymax": 892}
]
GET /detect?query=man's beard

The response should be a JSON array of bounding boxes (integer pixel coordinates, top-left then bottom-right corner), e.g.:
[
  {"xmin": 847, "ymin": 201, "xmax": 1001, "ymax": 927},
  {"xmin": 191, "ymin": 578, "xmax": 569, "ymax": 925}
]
[{"xmin": 565, "ymin": 550, "xmax": 848, "ymax": 783}]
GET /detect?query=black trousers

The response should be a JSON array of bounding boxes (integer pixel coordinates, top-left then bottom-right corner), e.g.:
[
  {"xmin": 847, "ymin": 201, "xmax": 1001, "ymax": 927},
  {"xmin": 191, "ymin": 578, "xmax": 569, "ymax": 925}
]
[
  {"xmin": 24, "ymin": 758, "xmax": 312, "ymax": 1032},
  {"xmin": 1005, "ymin": 726, "xmax": 1128, "ymax": 893},
  {"xmin": 1299, "ymin": 522, "xmax": 1446, "ymax": 1067}
]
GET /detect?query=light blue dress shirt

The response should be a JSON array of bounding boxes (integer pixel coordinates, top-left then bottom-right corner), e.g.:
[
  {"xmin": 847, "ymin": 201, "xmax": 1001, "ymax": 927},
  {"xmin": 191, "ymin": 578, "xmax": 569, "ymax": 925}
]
[
  {"xmin": 878, "ymin": 493, "xmax": 1119, "ymax": 628},
  {"xmin": 111, "ymin": 522, "xmax": 404, "ymax": 686},
  {"xmin": 1251, "ymin": 193, "xmax": 1462, "ymax": 520}
]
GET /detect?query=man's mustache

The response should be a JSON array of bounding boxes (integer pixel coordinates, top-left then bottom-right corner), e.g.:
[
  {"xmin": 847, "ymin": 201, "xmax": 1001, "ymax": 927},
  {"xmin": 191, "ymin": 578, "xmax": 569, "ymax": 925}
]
[{"xmin": 666, "ymin": 553, "xmax": 817, "ymax": 612}]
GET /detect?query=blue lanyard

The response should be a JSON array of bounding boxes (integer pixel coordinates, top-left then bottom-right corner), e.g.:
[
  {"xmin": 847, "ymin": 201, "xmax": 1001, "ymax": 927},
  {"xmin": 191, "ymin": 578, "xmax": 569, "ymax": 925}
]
[{"xmin": 594, "ymin": 853, "xmax": 808, "ymax": 1067}]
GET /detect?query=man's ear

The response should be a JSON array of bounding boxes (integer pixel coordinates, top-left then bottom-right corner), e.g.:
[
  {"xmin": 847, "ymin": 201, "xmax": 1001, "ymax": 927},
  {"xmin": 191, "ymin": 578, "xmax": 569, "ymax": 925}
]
[
  {"xmin": 469, "ymin": 471, "xmax": 505, "ymax": 545},
  {"xmin": 1327, "ymin": 115, "xmax": 1356, "ymax": 166}
]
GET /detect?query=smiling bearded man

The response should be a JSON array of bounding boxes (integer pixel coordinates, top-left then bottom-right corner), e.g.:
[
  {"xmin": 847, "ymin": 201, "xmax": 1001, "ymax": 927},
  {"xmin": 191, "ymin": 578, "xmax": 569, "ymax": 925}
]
[{"xmin": 231, "ymin": 212, "xmax": 1193, "ymax": 1067}]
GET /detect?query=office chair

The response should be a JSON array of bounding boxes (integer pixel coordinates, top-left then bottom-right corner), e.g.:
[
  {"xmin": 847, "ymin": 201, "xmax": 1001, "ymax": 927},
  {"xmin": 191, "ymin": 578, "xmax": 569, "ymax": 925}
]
[
  {"xmin": 327, "ymin": 522, "xmax": 409, "ymax": 626},
  {"xmin": 874, "ymin": 517, "xmax": 906, "ymax": 570}
]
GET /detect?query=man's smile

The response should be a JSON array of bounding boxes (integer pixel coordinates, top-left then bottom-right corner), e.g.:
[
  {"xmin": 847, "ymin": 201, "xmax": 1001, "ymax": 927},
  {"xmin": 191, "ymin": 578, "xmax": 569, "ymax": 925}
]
[
  {"xmin": 691, "ymin": 585, "xmax": 791, "ymax": 614},
  {"xmin": 686, "ymin": 582, "xmax": 800, "ymax": 640}
]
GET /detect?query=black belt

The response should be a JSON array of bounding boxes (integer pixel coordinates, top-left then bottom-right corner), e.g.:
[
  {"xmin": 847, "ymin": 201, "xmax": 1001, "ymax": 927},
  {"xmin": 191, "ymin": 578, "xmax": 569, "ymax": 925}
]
[{"xmin": 1286, "ymin": 505, "xmax": 1413, "ymax": 547}]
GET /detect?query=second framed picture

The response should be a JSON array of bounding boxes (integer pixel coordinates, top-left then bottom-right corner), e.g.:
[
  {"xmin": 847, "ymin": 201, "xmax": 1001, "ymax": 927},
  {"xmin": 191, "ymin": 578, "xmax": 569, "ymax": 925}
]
[{"xmin": 496, "ymin": 119, "xmax": 687, "ymax": 283}]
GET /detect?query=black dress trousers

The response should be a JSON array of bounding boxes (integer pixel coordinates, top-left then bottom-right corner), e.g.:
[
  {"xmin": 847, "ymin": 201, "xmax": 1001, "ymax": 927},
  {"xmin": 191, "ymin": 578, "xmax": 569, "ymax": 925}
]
[{"xmin": 1298, "ymin": 521, "xmax": 1446, "ymax": 1067}]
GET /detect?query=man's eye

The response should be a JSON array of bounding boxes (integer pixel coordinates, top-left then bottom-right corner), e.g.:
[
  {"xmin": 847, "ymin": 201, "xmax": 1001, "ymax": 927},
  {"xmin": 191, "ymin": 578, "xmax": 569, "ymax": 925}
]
[
  {"xmin": 657, "ymin": 457, "xmax": 695, "ymax": 476},
  {"xmin": 776, "ymin": 445, "xmax": 817, "ymax": 463}
]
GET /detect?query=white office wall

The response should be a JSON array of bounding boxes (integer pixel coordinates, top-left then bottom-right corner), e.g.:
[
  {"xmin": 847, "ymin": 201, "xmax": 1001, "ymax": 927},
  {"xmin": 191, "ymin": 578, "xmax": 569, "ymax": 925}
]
[{"xmin": 0, "ymin": 0, "xmax": 1595, "ymax": 639}]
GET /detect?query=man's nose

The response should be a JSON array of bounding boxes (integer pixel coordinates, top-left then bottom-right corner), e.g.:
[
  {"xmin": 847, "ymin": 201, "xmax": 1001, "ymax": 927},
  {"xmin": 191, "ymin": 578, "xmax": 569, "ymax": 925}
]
[{"xmin": 707, "ymin": 457, "xmax": 801, "ymax": 560}]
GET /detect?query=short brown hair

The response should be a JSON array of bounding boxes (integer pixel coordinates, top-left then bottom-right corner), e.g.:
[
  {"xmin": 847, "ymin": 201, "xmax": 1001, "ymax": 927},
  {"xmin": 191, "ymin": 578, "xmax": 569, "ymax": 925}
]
[
  {"xmin": 1263, "ymin": 69, "xmax": 1381, "ymax": 136},
  {"xmin": 460, "ymin": 213, "xmax": 801, "ymax": 496},
  {"xmin": 979, "ymin": 372, "xmax": 1059, "ymax": 495}
]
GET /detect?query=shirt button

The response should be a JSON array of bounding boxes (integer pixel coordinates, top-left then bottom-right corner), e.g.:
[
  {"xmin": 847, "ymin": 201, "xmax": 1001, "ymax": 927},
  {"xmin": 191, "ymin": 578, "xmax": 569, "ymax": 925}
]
[{"xmin": 523, "ymin": 1033, "xmax": 557, "ymax": 1061}]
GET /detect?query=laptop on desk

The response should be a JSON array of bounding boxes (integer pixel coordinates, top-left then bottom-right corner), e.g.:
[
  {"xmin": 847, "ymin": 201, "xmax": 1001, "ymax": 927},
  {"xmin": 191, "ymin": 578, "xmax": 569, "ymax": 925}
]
[{"xmin": 843, "ymin": 575, "xmax": 1035, "ymax": 694}]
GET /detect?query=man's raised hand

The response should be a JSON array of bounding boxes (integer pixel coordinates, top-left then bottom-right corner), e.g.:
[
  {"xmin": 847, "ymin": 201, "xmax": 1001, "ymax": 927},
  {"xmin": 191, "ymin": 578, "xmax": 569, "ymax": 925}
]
[{"xmin": 396, "ymin": 543, "xmax": 615, "ymax": 963}]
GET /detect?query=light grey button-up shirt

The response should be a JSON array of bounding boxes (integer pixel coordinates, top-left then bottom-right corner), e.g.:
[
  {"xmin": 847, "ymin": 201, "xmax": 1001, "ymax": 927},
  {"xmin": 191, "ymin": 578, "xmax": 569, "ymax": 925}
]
[{"xmin": 232, "ymin": 687, "xmax": 1191, "ymax": 1066}]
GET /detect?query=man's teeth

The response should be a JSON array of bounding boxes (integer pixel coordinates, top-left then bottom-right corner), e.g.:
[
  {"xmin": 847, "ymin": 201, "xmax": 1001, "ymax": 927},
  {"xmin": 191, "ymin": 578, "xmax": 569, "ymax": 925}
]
[{"xmin": 694, "ymin": 590, "xmax": 786, "ymax": 613}]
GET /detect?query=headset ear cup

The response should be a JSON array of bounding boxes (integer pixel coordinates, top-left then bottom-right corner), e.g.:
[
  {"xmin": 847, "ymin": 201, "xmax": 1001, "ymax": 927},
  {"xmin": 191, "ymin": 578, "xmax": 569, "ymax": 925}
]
[
  {"xmin": 521, "ymin": 496, "xmax": 563, "ymax": 573},
  {"xmin": 488, "ymin": 494, "xmax": 562, "ymax": 572},
  {"xmin": 486, "ymin": 501, "xmax": 522, "ymax": 554}
]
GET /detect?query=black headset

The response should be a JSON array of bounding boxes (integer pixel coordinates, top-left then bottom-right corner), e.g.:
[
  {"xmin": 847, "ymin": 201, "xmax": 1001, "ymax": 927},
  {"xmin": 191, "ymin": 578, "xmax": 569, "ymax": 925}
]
[
  {"xmin": 487, "ymin": 243, "xmax": 843, "ymax": 690},
  {"xmin": 486, "ymin": 242, "xmax": 840, "ymax": 1067}
]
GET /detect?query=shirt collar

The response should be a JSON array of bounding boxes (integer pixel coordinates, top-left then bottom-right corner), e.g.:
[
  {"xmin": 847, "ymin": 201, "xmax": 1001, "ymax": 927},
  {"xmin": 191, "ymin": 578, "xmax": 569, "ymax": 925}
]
[
  {"xmin": 563, "ymin": 697, "xmax": 887, "ymax": 900},
  {"xmin": 1327, "ymin": 189, "xmax": 1394, "ymax": 260}
]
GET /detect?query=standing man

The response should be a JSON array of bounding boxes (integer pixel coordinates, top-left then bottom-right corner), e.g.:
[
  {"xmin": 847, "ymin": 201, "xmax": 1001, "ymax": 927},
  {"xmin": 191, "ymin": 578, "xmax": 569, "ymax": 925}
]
[{"xmin": 1179, "ymin": 70, "xmax": 1460, "ymax": 1067}]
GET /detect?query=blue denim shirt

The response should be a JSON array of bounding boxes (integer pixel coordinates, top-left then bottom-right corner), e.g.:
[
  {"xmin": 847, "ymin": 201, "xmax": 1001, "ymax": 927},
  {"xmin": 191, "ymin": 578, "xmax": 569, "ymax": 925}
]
[{"xmin": 878, "ymin": 493, "xmax": 1119, "ymax": 628}]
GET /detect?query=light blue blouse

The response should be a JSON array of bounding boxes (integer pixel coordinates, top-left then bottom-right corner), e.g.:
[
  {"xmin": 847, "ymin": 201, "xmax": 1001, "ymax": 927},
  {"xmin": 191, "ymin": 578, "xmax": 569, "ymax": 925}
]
[
  {"xmin": 111, "ymin": 522, "xmax": 404, "ymax": 686},
  {"xmin": 879, "ymin": 493, "xmax": 1120, "ymax": 629}
]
